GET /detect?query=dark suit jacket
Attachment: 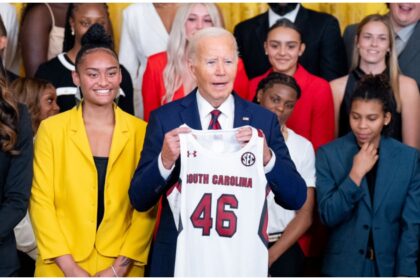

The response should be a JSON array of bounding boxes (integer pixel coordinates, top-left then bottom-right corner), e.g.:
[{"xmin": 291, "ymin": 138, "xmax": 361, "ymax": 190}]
[
  {"xmin": 397, "ymin": 21, "xmax": 420, "ymax": 90},
  {"xmin": 129, "ymin": 89, "xmax": 307, "ymax": 276},
  {"xmin": 0, "ymin": 104, "xmax": 33, "ymax": 276},
  {"xmin": 233, "ymin": 6, "xmax": 348, "ymax": 80},
  {"xmin": 344, "ymin": 20, "xmax": 420, "ymax": 89},
  {"xmin": 316, "ymin": 133, "xmax": 420, "ymax": 276}
]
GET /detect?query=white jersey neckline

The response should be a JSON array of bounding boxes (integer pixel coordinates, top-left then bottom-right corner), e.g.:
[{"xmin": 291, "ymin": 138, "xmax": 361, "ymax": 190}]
[{"xmin": 180, "ymin": 124, "xmax": 259, "ymax": 158}]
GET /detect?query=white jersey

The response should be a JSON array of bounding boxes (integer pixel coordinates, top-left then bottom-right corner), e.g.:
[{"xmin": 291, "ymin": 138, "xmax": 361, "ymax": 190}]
[{"xmin": 167, "ymin": 126, "xmax": 269, "ymax": 277}]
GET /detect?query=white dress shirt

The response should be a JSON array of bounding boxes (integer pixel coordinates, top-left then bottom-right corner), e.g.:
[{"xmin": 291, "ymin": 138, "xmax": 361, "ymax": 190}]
[
  {"xmin": 196, "ymin": 90, "xmax": 235, "ymax": 130},
  {"xmin": 14, "ymin": 212, "xmax": 37, "ymax": 260},
  {"xmin": 158, "ymin": 90, "xmax": 276, "ymax": 179},
  {"xmin": 395, "ymin": 22, "xmax": 417, "ymax": 55},
  {"xmin": 268, "ymin": 4, "xmax": 301, "ymax": 27}
]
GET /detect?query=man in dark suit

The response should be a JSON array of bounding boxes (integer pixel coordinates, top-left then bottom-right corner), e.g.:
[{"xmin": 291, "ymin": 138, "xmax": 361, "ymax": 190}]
[
  {"xmin": 343, "ymin": 3, "xmax": 420, "ymax": 89},
  {"xmin": 129, "ymin": 27, "xmax": 307, "ymax": 277},
  {"xmin": 233, "ymin": 3, "xmax": 347, "ymax": 80}
]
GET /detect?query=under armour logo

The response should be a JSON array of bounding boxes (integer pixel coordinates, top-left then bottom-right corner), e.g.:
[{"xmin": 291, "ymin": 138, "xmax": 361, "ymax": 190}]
[{"xmin": 187, "ymin": 150, "xmax": 197, "ymax": 157}]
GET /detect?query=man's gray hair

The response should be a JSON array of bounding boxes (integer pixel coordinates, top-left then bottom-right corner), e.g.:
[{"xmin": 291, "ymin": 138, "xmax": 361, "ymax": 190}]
[{"xmin": 187, "ymin": 27, "xmax": 238, "ymax": 63}]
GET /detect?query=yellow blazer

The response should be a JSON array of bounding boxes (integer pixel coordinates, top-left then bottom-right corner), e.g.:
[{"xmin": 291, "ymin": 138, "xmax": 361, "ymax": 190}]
[{"xmin": 30, "ymin": 105, "xmax": 155, "ymax": 269}]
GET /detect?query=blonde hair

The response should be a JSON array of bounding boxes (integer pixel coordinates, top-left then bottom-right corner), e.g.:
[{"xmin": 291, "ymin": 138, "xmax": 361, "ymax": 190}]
[
  {"xmin": 163, "ymin": 3, "xmax": 223, "ymax": 104},
  {"xmin": 351, "ymin": 14, "xmax": 401, "ymax": 112}
]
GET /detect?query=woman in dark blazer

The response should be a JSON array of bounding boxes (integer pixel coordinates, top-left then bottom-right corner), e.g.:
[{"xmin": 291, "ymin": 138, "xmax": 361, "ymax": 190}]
[
  {"xmin": 316, "ymin": 75, "xmax": 420, "ymax": 277},
  {"xmin": 0, "ymin": 75, "xmax": 33, "ymax": 276}
]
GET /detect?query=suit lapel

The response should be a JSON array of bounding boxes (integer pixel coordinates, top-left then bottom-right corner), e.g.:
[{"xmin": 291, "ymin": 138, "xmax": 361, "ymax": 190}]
[
  {"xmin": 233, "ymin": 94, "xmax": 252, "ymax": 128},
  {"xmin": 107, "ymin": 107, "xmax": 129, "ymax": 171},
  {"xmin": 180, "ymin": 89, "xmax": 202, "ymax": 129},
  {"xmin": 373, "ymin": 138, "xmax": 398, "ymax": 214},
  {"xmin": 69, "ymin": 105, "xmax": 94, "ymax": 164},
  {"xmin": 398, "ymin": 22, "xmax": 420, "ymax": 69}
]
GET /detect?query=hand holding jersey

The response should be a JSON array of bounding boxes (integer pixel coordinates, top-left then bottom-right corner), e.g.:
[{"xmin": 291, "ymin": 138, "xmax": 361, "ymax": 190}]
[
  {"xmin": 236, "ymin": 126, "xmax": 273, "ymax": 165},
  {"xmin": 168, "ymin": 126, "xmax": 269, "ymax": 276},
  {"xmin": 128, "ymin": 27, "xmax": 306, "ymax": 276},
  {"xmin": 161, "ymin": 125, "xmax": 272, "ymax": 171},
  {"xmin": 161, "ymin": 126, "xmax": 192, "ymax": 170}
]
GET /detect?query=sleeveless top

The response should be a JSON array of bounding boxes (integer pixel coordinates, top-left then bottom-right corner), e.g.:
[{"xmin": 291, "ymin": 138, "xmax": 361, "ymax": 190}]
[
  {"xmin": 339, "ymin": 68, "xmax": 402, "ymax": 141},
  {"xmin": 168, "ymin": 126, "xmax": 269, "ymax": 277},
  {"xmin": 45, "ymin": 3, "xmax": 65, "ymax": 60}
]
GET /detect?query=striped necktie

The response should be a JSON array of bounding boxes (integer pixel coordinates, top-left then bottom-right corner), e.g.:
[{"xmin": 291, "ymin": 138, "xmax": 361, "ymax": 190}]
[{"xmin": 208, "ymin": 109, "xmax": 222, "ymax": 130}]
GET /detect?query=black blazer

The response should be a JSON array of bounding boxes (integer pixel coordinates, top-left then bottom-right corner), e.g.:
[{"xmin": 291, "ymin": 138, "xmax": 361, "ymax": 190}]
[
  {"xmin": 0, "ymin": 104, "xmax": 33, "ymax": 276},
  {"xmin": 234, "ymin": 6, "xmax": 348, "ymax": 81},
  {"xmin": 344, "ymin": 20, "xmax": 420, "ymax": 89}
]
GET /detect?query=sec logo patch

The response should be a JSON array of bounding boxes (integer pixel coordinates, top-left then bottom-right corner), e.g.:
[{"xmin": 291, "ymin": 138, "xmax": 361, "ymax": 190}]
[{"xmin": 241, "ymin": 152, "xmax": 255, "ymax": 166}]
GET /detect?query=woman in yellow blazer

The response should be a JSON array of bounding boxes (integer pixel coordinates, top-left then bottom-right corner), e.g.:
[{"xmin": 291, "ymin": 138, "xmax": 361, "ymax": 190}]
[{"xmin": 30, "ymin": 24, "xmax": 155, "ymax": 277}]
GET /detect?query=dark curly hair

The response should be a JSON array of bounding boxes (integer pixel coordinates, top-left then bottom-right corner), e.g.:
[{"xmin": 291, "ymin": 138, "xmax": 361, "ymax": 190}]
[
  {"xmin": 350, "ymin": 74, "xmax": 395, "ymax": 136},
  {"xmin": 0, "ymin": 75, "xmax": 20, "ymax": 155},
  {"xmin": 255, "ymin": 72, "xmax": 301, "ymax": 103},
  {"xmin": 75, "ymin": 23, "xmax": 118, "ymax": 72}
]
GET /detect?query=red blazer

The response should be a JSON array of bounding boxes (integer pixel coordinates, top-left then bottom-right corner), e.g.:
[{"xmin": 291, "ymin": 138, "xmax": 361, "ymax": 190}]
[
  {"xmin": 249, "ymin": 65, "xmax": 335, "ymax": 152},
  {"xmin": 142, "ymin": 51, "xmax": 250, "ymax": 122}
]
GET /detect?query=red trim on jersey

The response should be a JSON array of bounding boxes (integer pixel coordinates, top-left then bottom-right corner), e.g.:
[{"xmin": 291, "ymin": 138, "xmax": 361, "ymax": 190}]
[
  {"xmin": 158, "ymin": 181, "xmax": 183, "ymax": 241},
  {"xmin": 166, "ymin": 180, "xmax": 182, "ymax": 196},
  {"xmin": 153, "ymin": 197, "xmax": 162, "ymax": 240},
  {"xmin": 258, "ymin": 199, "xmax": 269, "ymax": 246}
]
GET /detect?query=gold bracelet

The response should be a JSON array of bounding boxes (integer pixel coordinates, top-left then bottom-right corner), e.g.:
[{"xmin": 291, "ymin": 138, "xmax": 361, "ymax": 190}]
[{"xmin": 111, "ymin": 264, "xmax": 118, "ymax": 277}]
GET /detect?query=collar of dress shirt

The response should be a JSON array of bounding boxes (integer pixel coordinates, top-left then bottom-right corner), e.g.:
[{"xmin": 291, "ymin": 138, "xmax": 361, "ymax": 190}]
[
  {"xmin": 268, "ymin": 4, "xmax": 301, "ymax": 27},
  {"xmin": 196, "ymin": 89, "xmax": 235, "ymax": 130},
  {"xmin": 396, "ymin": 21, "xmax": 417, "ymax": 44}
]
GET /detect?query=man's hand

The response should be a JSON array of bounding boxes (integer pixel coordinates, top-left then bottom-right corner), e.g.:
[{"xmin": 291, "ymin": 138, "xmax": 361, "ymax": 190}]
[
  {"xmin": 236, "ymin": 127, "xmax": 272, "ymax": 166},
  {"xmin": 161, "ymin": 126, "xmax": 191, "ymax": 170},
  {"xmin": 235, "ymin": 126, "xmax": 253, "ymax": 144}
]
